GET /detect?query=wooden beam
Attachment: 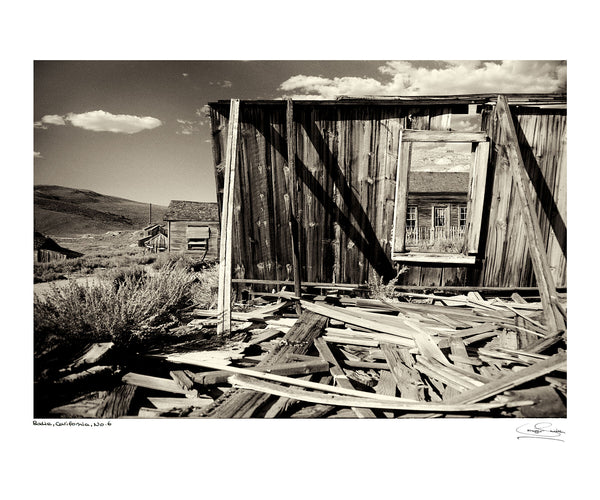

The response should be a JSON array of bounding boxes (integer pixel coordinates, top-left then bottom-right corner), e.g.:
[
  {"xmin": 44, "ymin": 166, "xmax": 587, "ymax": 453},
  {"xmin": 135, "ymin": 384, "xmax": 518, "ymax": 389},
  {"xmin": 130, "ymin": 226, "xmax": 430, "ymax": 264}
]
[
  {"xmin": 392, "ymin": 130, "xmax": 409, "ymax": 253},
  {"xmin": 191, "ymin": 358, "xmax": 329, "ymax": 385},
  {"xmin": 401, "ymin": 130, "xmax": 488, "ymax": 142},
  {"xmin": 495, "ymin": 95, "xmax": 564, "ymax": 334},
  {"xmin": 285, "ymin": 98, "xmax": 302, "ymax": 301},
  {"xmin": 313, "ymin": 337, "xmax": 377, "ymax": 418},
  {"xmin": 445, "ymin": 351, "xmax": 566, "ymax": 405},
  {"xmin": 217, "ymin": 99, "xmax": 240, "ymax": 335},
  {"xmin": 229, "ymin": 375, "xmax": 528, "ymax": 413},
  {"xmin": 465, "ymin": 141, "xmax": 490, "ymax": 254}
]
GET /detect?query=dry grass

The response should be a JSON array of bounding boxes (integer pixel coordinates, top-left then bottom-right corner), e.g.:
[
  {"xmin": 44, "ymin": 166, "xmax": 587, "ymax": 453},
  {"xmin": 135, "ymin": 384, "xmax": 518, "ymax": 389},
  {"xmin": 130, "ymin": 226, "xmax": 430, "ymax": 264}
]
[{"xmin": 34, "ymin": 248, "xmax": 159, "ymax": 283}]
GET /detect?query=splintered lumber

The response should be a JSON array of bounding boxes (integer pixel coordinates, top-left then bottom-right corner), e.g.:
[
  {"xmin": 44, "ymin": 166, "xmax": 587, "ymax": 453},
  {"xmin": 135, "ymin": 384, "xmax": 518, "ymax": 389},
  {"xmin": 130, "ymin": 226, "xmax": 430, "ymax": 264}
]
[
  {"xmin": 229, "ymin": 375, "xmax": 529, "ymax": 413},
  {"xmin": 121, "ymin": 373, "xmax": 197, "ymax": 396},
  {"xmin": 198, "ymin": 311, "xmax": 328, "ymax": 418},
  {"xmin": 170, "ymin": 370, "xmax": 195, "ymax": 391},
  {"xmin": 289, "ymin": 403, "xmax": 336, "ymax": 418},
  {"xmin": 375, "ymin": 370, "xmax": 397, "ymax": 418},
  {"xmin": 496, "ymin": 95, "xmax": 564, "ymax": 335},
  {"xmin": 380, "ymin": 343, "xmax": 421, "ymax": 400},
  {"xmin": 70, "ymin": 342, "xmax": 114, "ymax": 369},
  {"xmin": 96, "ymin": 384, "xmax": 137, "ymax": 418},
  {"xmin": 445, "ymin": 351, "xmax": 566, "ymax": 405},
  {"xmin": 148, "ymin": 397, "xmax": 213, "ymax": 410},
  {"xmin": 248, "ymin": 328, "xmax": 285, "ymax": 345},
  {"xmin": 191, "ymin": 359, "xmax": 329, "ymax": 385},
  {"xmin": 49, "ymin": 391, "xmax": 109, "ymax": 418},
  {"xmin": 313, "ymin": 337, "xmax": 377, "ymax": 418},
  {"xmin": 217, "ymin": 98, "xmax": 240, "ymax": 336},
  {"xmin": 406, "ymin": 320, "xmax": 450, "ymax": 366},
  {"xmin": 301, "ymin": 300, "xmax": 416, "ymax": 342}
]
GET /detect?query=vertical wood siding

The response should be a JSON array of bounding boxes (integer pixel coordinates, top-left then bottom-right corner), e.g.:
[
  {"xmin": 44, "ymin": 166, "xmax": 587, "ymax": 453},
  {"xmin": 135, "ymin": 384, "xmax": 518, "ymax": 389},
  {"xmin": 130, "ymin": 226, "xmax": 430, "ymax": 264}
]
[
  {"xmin": 210, "ymin": 102, "xmax": 566, "ymax": 288},
  {"xmin": 168, "ymin": 220, "xmax": 220, "ymax": 261}
]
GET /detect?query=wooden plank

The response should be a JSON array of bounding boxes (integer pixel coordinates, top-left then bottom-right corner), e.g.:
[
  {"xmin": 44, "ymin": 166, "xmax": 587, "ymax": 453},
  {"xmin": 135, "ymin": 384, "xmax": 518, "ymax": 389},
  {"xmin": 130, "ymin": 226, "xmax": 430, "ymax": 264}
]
[
  {"xmin": 392, "ymin": 130, "xmax": 409, "ymax": 253},
  {"xmin": 445, "ymin": 351, "xmax": 566, "ymax": 405},
  {"xmin": 199, "ymin": 311, "xmax": 327, "ymax": 418},
  {"xmin": 169, "ymin": 370, "xmax": 195, "ymax": 391},
  {"xmin": 401, "ymin": 130, "xmax": 487, "ymax": 142},
  {"xmin": 380, "ymin": 343, "xmax": 421, "ymax": 400},
  {"xmin": 148, "ymin": 397, "xmax": 213, "ymax": 410},
  {"xmin": 313, "ymin": 337, "xmax": 377, "ymax": 418},
  {"xmin": 191, "ymin": 358, "xmax": 329, "ymax": 385},
  {"xmin": 121, "ymin": 373, "xmax": 198, "ymax": 396},
  {"xmin": 466, "ymin": 141, "xmax": 490, "ymax": 254},
  {"xmin": 95, "ymin": 385, "xmax": 137, "ymax": 419},
  {"xmin": 495, "ymin": 95, "xmax": 564, "ymax": 334},
  {"xmin": 230, "ymin": 375, "xmax": 525, "ymax": 413},
  {"xmin": 217, "ymin": 99, "xmax": 241, "ymax": 335},
  {"xmin": 285, "ymin": 99, "xmax": 302, "ymax": 301}
]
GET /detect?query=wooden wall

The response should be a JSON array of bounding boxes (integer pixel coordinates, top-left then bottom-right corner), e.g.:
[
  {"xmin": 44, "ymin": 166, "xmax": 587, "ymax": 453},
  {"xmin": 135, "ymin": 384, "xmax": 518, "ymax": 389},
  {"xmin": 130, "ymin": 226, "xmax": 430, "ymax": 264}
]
[
  {"xmin": 167, "ymin": 220, "xmax": 220, "ymax": 261},
  {"xmin": 210, "ymin": 100, "xmax": 566, "ymax": 289},
  {"xmin": 476, "ymin": 107, "xmax": 567, "ymax": 288}
]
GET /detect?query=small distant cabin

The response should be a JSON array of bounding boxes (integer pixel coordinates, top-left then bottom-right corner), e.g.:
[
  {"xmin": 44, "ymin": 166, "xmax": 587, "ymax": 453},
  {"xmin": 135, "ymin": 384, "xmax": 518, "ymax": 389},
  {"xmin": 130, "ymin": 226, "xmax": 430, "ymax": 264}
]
[
  {"xmin": 34, "ymin": 231, "xmax": 82, "ymax": 263},
  {"xmin": 138, "ymin": 224, "xmax": 168, "ymax": 253},
  {"xmin": 164, "ymin": 200, "xmax": 220, "ymax": 260}
]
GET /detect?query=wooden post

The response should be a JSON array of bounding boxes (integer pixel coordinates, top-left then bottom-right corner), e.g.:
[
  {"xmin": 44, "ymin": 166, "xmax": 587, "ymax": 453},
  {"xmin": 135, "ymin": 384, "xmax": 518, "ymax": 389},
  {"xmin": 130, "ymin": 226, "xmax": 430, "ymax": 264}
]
[
  {"xmin": 495, "ymin": 95, "xmax": 564, "ymax": 334},
  {"xmin": 286, "ymin": 99, "xmax": 302, "ymax": 302},
  {"xmin": 217, "ymin": 99, "xmax": 240, "ymax": 336},
  {"xmin": 392, "ymin": 130, "xmax": 409, "ymax": 253}
]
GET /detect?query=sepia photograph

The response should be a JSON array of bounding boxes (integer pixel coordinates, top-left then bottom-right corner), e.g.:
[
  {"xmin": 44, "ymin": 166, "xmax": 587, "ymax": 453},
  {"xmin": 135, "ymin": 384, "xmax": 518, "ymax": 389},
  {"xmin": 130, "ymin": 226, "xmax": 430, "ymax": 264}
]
[
  {"xmin": 8, "ymin": 3, "xmax": 593, "ymax": 497},
  {"xmin": 33, "ymin": 60, "xmax": 567, "ymax": 420}
]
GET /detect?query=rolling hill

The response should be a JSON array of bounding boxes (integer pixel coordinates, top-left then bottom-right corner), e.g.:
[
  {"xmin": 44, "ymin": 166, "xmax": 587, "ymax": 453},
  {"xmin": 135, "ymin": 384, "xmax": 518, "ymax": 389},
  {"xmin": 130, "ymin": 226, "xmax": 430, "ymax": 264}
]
[{"xmin": 34, "ymin": 185, "xmax": 169, "ymax": 237}]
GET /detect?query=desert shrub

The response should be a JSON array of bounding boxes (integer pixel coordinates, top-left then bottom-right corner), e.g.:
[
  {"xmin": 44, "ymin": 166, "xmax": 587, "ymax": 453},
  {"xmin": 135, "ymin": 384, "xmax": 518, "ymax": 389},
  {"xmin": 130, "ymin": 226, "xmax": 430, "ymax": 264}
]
[
  {"xmin": 367, "ymin": 267, "xmax": 407, "ymax": 301},
  {"xmin": 189, "ymin": 263, "xmax": 220, "ymax": 309},
  {"xmin": 34, "ymin": 265, "xmax": 197, "ymax": 349},
  {"xmin": 152, "ymin": 252, "xmax": 209, "ymax": 272}
]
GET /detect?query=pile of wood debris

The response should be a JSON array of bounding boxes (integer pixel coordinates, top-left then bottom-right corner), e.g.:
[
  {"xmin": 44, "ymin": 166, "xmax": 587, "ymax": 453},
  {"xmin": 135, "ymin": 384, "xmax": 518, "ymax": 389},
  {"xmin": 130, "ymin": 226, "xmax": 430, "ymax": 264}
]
[{"xmin": 45, "ymin": 288, "xmax": 566, "ymax": 419}]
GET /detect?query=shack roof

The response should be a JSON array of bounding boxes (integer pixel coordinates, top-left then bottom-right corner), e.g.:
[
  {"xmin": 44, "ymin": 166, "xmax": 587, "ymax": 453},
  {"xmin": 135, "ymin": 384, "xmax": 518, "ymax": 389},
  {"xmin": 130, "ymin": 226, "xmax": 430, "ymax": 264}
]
[
  {"xmin": 209, "ymin": 93, "xmax": 566, "ymax": 109},
  {"xmin": 164, "ymin": 200, "xmax": 219, "ymax": 222},
  {"xmin": 408, "ymin": 171, "xmax": 470, "ymax": 194}
]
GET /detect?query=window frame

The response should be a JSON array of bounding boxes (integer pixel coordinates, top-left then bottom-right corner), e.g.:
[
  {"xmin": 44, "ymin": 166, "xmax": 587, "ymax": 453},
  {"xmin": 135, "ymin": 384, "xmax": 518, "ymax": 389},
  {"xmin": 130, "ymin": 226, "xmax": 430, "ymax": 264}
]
[
  {"xmin": 391, "ymin": 129, "xmax": 490, "ymax": 264},
  {"xmin": 186, "ymin": 225, "xmax": 210, "ymax": 252}
]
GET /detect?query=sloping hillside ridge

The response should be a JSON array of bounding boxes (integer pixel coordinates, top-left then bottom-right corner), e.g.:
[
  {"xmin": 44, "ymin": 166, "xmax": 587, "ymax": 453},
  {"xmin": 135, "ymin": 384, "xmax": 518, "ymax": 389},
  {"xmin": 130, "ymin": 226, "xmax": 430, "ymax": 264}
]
[{"xmin": 34, "ymin": 185, "xmax": 168, "ymax": 236}]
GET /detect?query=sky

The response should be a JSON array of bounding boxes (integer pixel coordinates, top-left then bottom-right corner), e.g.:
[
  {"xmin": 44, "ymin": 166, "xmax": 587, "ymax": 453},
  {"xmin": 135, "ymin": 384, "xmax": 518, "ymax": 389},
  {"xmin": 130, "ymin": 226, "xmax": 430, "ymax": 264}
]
[{"xmin": 33, "ymin": 60, "xmax": 566, "ymax": 206}]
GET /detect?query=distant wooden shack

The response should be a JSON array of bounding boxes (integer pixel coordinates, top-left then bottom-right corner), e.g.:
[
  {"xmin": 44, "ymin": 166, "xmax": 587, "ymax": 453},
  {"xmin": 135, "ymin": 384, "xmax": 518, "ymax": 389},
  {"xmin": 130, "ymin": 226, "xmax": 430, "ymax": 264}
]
[
  {"xmin": 34, "ymin": 231, "xmax": 82, "ymax": 263},
  {"xmin": 164, "ymin": 200, "xmax": 220, "ymax": 260},
  {"xmin": 138, "ymin": 224, "xmax": 168, "ymax": 253},
  {"xmin": 209, "ymin": 94, "xmax": 567, "ymax": 334}
]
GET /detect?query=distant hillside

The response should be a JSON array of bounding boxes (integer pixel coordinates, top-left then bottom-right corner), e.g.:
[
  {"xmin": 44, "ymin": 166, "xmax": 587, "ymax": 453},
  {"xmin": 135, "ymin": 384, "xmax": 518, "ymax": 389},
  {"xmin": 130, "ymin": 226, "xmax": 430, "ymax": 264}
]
[{"xmin": 34, "ymin": 185, "xmax": 168, "ymax": 236}]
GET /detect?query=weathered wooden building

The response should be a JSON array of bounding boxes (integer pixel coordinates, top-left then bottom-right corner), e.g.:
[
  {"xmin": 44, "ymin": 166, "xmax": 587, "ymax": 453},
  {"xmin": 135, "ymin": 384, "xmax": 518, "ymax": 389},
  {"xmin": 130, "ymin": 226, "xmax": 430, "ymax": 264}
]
[
  {"xmin": 209, "ymin": 94, "xmax": 566, "ymax": 333},
  {"xmin": 164, "ymin": 200, "xmax": 220, "ymax": 260},
  {"xmin": 34, "ymin": 231, "xmax": 82, "ymax": 262},
  {"xmin": 138, "ymin": 224, "xmax": 168, "ymax": 252}
]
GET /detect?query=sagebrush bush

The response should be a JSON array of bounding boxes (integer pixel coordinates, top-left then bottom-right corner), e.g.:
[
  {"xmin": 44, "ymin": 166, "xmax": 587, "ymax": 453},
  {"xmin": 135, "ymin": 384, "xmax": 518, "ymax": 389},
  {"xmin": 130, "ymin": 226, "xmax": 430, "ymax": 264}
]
[
  {"xmin": 367, "ymin": 268, "xmax": 407, "ymax": 301},
  {"xmin": 34, "ymin": 265, "xmax": 200, "ymax": 348},
  {"xmin": 189, "ymin": 263, "xmax": 219, "ymax": 309}
]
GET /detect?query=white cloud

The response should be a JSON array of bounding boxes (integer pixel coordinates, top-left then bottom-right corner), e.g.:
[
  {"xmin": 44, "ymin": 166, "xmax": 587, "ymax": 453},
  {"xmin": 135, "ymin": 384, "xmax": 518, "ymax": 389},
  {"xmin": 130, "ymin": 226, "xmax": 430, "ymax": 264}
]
[
  {"xmin": 182, "ymin": 73, "xmax": 189, "ymax": 77},
  {"xmin": 66, "ymin": 110, "xmax": 162, "ymax": 134},
  {"xmin": 41, "ymin": 114, "xmax": 66, "ymax": 126},
  {"xmin": 34, "ymin": 151, "xmax": 44, "ymax": 159},
  {"xmin": 221, "ymin": 80, "xmax": 232, "ymax": 88},
  {"xmin": 33, "ymin": 121, "xmax": 47, "ymax": 129},
  {"xmin": 279, "ymin": 60, "xmax": 567, "ymax": 98},
  {"xmin": 176, "ymin": 118, "xmax": 205, "ymax": 135}
]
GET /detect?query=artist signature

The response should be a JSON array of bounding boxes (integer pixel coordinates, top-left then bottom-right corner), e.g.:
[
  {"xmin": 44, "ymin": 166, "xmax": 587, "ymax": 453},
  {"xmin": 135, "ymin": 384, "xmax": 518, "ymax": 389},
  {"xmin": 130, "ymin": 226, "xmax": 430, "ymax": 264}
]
[{"xmin": 516, "ymin": 422, "xmax": 565, "ymax": 442}]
